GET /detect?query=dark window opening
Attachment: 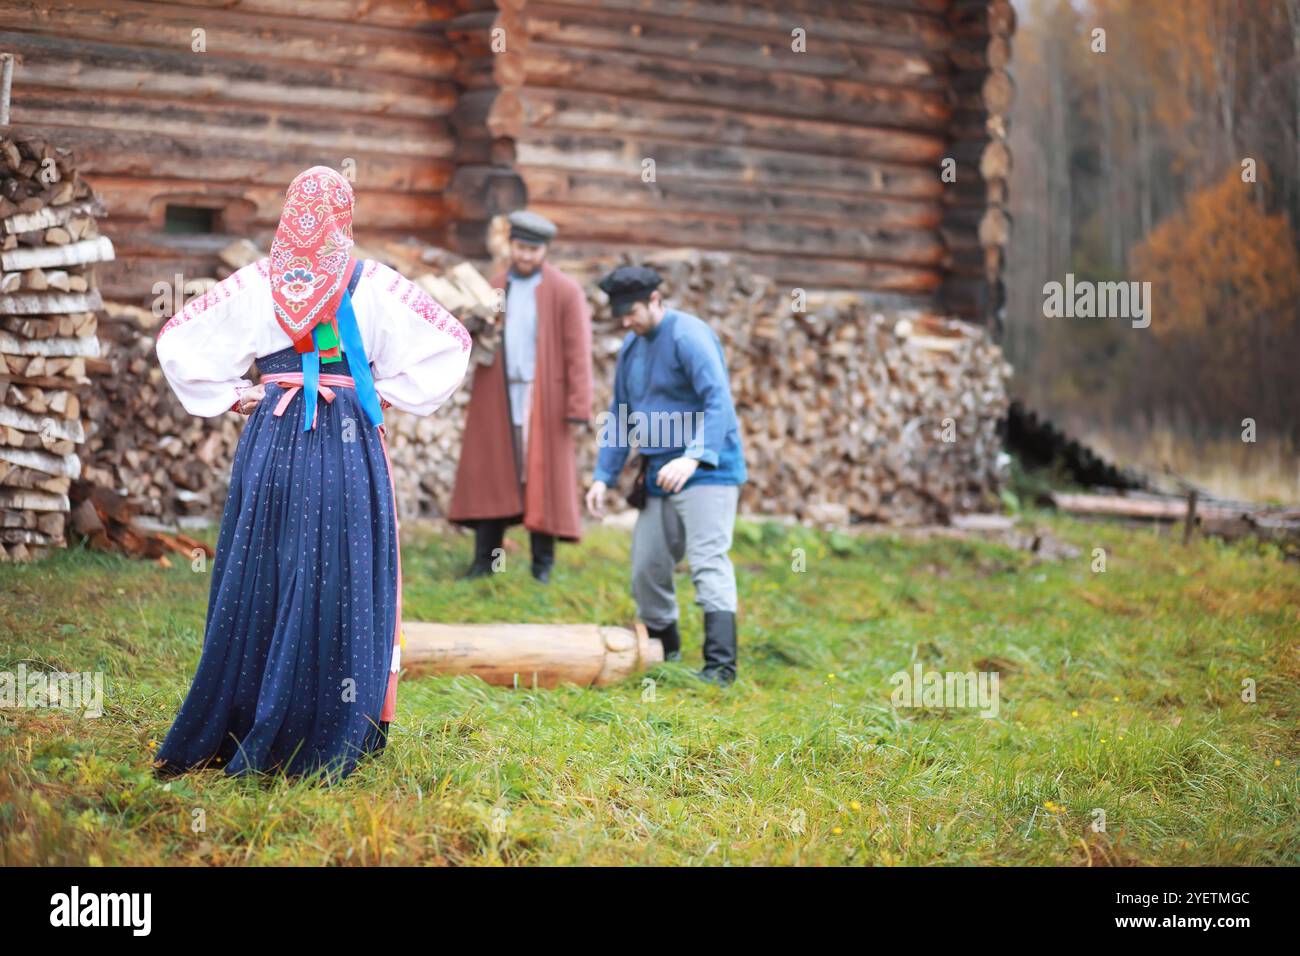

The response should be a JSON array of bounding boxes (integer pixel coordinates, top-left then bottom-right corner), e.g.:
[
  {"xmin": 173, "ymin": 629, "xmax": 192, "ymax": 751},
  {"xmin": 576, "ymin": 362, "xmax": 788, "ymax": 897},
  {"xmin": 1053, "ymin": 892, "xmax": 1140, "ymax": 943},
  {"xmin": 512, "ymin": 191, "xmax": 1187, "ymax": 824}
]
[{"xmin": 164, "ymin": 205, "xmax": 219, "ymax": 235}]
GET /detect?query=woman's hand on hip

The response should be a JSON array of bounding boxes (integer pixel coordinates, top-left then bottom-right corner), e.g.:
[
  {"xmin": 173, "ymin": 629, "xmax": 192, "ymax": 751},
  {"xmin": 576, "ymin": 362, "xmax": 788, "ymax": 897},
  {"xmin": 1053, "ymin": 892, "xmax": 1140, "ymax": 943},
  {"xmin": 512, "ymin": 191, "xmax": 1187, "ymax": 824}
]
[{"xmin": 235, "ymin": 384, "xmax": 266, "ymax": 415}]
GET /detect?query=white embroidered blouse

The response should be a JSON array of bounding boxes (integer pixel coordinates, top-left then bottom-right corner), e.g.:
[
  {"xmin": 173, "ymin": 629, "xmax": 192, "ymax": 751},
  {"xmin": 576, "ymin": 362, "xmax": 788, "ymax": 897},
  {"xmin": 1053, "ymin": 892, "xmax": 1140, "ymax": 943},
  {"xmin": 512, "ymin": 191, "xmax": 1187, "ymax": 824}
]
[{"xmin": 155, "ymin": 259, "xmax": 472, "ymax": 418}]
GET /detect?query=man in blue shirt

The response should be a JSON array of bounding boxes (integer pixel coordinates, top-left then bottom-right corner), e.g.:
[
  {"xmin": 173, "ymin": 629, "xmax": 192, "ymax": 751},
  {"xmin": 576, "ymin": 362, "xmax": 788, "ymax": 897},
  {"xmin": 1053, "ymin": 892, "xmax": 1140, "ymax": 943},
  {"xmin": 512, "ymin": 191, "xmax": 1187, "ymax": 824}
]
[{"xmin": 585, "ymin": 266, "xmax": 746, "ymax": 686}]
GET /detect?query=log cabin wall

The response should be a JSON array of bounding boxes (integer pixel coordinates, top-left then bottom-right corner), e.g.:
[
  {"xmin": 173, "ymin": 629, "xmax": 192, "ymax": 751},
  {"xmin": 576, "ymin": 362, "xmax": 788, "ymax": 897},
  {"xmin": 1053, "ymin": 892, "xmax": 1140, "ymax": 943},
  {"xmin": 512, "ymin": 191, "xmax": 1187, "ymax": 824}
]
[
  {"xmin": 0, "ymin": 0, "xmax": 459, "ymax": 305},
  {"xmin": 446, "ymin": 0, "xmax": 1015, "ymax": 323},
  {"xmin": 940, "ymin": 0, "xmax": 1014, "ymax": 327},
  {"xmin": 0, "ymin": 0, "xmax": 1012, "ymax": 318}
]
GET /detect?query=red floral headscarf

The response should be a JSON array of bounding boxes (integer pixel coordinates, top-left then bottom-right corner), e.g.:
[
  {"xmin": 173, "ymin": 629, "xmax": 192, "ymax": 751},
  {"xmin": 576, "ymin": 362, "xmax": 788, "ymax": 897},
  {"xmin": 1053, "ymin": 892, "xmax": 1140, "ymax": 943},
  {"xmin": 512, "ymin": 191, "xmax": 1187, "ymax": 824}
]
[{"xmin": 268, "ymin": 166, "xmax": 355, "ymax": 353}]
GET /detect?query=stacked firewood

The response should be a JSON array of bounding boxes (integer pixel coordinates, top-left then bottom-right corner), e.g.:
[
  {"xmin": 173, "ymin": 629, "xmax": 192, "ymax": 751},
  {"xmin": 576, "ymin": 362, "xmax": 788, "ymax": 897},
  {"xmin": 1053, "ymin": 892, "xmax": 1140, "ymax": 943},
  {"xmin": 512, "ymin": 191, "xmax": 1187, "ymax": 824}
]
[
  {"xmin": 0, "ymin": 135, "xmax": 112, "ymax": 561},
  {"xmin": 222, "ymin": 238, "xmax": 496, "ymax": 520},
  {"xmin": 342, "ymin": 238, "xmax": 491, "ymax": 517},
  {"xmin": 455, "ymin": 238, "xmax": 1009, "ymax": 524},
  {"xmin": 69, "ymin": 478, "xmax": 215, "ymax": 565},
  {"xmin": 572, "ymin": 249, "xmax": 1011, "ymax": 524},
  {"xmin": 81, "ymin": 238, "xmax": 496, "ymax": 525},
  {"xmin": 79, "ymin": 298, "xmax": 239, "ymax": 524},
  {"xmin": 79, "ymin": 237, "xmax": 1008, "ymax": 530}
]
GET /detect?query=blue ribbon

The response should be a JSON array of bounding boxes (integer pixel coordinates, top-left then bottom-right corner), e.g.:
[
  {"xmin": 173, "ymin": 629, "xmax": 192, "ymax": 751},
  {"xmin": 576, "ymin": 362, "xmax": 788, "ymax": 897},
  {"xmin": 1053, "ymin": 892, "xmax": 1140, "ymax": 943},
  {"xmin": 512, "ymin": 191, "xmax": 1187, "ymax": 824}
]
[
  {"xmin": 335, "ymin": 288, "xmax": 384, "ymax": 429},
  {"xmin": 299, "ymin": 283, "xmax": 384, "ymax": 431},
  {"xmin": 301, "ymin": 338, "xmax": 320, "ymax": 432}
]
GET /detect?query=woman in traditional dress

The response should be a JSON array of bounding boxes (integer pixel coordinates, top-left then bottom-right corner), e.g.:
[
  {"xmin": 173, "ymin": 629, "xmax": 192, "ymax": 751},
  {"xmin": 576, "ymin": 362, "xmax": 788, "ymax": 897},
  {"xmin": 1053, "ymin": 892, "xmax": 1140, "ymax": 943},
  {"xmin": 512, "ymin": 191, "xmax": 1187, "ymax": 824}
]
[{"xmin": 153, "ymin": 166, "xmax": 471, "ymax": 781}]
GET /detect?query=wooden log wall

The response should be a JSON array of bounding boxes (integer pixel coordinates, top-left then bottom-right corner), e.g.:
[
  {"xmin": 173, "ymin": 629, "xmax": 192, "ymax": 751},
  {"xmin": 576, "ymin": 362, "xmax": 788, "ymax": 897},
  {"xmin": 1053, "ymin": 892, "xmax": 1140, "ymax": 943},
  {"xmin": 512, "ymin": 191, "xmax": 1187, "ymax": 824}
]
[
  {"xmin": 0, "ymin": 0, "xmax": 460, "ymax": 306},
  {"xmin": 1, "ymin": 1, "xmax": 1012, "ymax": 317},
  {"xmin": 939, "ymin": 0, "xmax": 1015, "ymax": 326},
  {"xmin": 450, "ymin": 0, "xmax": 1014, "ymax": 318}
]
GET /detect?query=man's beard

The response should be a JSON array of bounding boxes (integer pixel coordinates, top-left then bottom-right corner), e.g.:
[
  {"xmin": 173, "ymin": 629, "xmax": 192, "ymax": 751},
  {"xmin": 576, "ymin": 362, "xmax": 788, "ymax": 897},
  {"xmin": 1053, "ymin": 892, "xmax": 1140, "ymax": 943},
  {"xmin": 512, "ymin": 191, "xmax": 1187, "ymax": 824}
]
[{"xmin": 511, "ymin": 260, "xmax": 539, "ymax": 277}]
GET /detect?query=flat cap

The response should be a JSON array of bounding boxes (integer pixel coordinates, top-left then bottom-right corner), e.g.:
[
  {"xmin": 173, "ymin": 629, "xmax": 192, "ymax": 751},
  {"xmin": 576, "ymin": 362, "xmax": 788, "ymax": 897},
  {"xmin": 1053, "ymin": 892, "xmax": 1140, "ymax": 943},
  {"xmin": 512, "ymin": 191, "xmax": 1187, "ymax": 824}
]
[
  {"xmin": 598, "ymin": 264, "xmax": 663, "ymax": 316},
  {"xmin": 507, "ymin": 210, "xmax": 557, "ymax": 245}
]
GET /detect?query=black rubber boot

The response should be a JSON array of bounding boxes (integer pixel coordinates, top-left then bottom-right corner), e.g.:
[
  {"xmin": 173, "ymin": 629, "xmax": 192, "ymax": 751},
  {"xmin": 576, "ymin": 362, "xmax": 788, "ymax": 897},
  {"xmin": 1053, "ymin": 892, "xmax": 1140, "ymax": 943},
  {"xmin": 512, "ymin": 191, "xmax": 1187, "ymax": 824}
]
[
  {"xmin": 530, "ymin": 531, "xmax": 556, "ymax": 583},
  {"xmin": 698, "ymin": 611, "xmax": 737, "ymax": 686},
  {"xmin": 463, "ymin": 520, "xmax": 505, "ymax": 579},
  {"xmin": 647, "ymin": 621, "xmax": 682, "ymax": 662}
]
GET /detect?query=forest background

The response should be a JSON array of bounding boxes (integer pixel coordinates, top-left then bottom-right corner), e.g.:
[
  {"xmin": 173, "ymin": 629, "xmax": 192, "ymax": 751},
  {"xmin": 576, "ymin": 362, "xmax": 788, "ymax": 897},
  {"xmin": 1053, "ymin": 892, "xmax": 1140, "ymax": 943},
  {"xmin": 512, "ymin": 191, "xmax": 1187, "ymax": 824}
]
[{"xmin": 1005, "ymin": 0, "xmax": 1300, "ymax": 501}]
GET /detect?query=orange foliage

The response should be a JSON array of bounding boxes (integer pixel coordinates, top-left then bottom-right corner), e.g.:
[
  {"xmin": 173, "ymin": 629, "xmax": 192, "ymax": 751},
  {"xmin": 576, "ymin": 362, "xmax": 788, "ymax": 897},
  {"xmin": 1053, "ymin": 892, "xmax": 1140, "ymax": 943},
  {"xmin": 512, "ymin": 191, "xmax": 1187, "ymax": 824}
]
[{"xmin": 1131, "ymin": 169, "xmax": 1300, "ymax": 344}]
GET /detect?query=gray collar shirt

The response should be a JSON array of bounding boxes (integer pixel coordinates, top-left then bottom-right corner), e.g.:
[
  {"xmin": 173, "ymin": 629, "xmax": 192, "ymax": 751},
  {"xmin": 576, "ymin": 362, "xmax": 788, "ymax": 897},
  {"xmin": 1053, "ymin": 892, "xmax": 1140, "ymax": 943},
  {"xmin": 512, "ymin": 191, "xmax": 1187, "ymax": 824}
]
[{"xmin": 504, "ymin": 269, "xmax": 543, "ymax": 426}]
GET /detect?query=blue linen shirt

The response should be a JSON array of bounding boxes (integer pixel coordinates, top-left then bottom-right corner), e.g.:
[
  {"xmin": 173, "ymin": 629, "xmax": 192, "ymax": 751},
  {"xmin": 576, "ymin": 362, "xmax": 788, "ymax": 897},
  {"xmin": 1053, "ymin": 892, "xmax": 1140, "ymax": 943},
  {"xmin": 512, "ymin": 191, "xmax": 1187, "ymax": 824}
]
[{"xmin": 593, "ymin": 308, "xmax": 746, "ymax": 496}]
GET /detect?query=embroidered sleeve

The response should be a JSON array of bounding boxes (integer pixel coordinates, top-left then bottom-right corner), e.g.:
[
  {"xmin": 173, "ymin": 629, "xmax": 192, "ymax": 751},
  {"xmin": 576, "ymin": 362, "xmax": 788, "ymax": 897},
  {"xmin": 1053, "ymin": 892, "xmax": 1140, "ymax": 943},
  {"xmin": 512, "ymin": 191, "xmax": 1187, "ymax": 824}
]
[
  {"xmin": 156, "ymin": 263, "xmax": 266, "ymax": 418},
  {"xmin": 364, "ymin": 263, "xmax": 471, "ymax": 417}
]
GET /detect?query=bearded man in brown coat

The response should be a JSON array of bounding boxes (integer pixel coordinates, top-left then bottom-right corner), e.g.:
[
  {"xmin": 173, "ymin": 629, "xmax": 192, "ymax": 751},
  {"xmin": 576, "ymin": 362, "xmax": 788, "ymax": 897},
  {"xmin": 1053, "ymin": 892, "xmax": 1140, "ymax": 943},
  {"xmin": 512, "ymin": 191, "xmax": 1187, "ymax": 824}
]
[{"xmin": 449, "ymin": 211, "xmax": 593, "ymax": 583}]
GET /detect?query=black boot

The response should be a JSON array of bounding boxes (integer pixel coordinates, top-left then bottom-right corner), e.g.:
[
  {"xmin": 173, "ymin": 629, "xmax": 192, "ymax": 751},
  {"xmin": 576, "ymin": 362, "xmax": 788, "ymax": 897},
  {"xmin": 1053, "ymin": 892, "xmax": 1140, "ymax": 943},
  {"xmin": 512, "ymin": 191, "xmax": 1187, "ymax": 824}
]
[
  {"xmin": 698, "ymin": 611, "xmax": 737, "ymax": 686},
  {"xmin": 530, "ymin": 531, "xmax": 555, "ymax": 583},
  {"xmin": 647, "ymin": 621, "xmax": 682, "ymax": 662},
  {"xmin": 463, "ymin": 520, "xmax": 505, "ymax": 579}
]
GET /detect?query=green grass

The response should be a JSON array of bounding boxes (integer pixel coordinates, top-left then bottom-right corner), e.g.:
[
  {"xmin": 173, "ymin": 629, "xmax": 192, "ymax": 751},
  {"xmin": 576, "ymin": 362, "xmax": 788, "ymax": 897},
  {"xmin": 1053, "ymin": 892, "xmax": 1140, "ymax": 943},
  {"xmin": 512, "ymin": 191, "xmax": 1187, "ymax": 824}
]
[{"xmin": 1, "ymin": 514, "xmax": 1296, "ymax": 866}]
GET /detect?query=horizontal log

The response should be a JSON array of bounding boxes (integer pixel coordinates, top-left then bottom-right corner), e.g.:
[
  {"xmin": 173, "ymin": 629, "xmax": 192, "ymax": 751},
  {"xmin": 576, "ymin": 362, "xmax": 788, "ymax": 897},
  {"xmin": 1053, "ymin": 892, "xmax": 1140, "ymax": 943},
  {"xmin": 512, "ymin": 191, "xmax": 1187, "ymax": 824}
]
[
  {"xmin": 0, "ymin": 447, "xmax": 81, "ymax": 481},
  {"xmin": 1, "ymin": 30, "xmax": 457, "ymax": 121},
  {"xmin": 86, "ymin": 177, "xmax": 448, "ymax": 232},
  {"xmin": 551, "ymin": 241, "xmax": 943, "ymax": 295},
  {"xmin": 1051, "ymin": 492, "xmax": 1259, "ymax": 523},
  {"xmin": 0, "ymin": 330, "xmax": 101, "ymax": 356},
  {"xmin": 2, "ymin": 122, "xmax": 454, "ymax": 194},
  {"xmin": 521, "ymin": 167, "xmax": 943, "ymax": 229},
  {"xmin": 536, "ymin": 0, "xmax": 953, "ymax": 52},
  {"xmin": 401, "ymin": 621, "xmax": 663, "ymax": 687},
  {"xmin": 0, "ymin": 0, "xmax": 457, "ymax": 77},
  {"xmin": 515, "ymin": 132, "xmax": 943, "ymax": 200},
  {"xmin": 149, "ymin": 0, "xmax": 459, "ymax": 28},
  {"xmin": 526, "ymin": 2, "xmax": 949, "ymax": 89},
  {"xmin": 3, "ymin": 198, "xmax": 105, "ymax": 235},
  {"xmin": 530, "ymin": 202, "xmax": 946, "ymax": 267},
  {"xmin": 12, "ymin": 86, "xmax": 456, "ymax": 159},
  {"xmin": 94, "ymin": 230, "xmax": 445, "ymax": 303},
  {"xmin": 0, "ymin": 404, "xmax": 85, "ymax": 442},
  {"xmin": 1, "ymin": 236, "xmax": 114, "ymax": 271},
  {"xmin": 522, "ymin": 41, "xmax": 951, "ymax": 132},
  {"xmin": 520, "ymin": 87, "xmax": 947, "ymax": 164},
  {"xmin": 0, "ymin": 289, "xmax": 103, "ymax": 316}
]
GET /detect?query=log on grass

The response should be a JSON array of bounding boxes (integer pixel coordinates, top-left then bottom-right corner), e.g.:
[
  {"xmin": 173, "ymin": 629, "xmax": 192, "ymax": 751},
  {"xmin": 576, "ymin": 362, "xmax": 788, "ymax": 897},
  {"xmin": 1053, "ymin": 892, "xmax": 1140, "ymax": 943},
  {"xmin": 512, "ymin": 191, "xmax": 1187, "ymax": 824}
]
[{"xmin": 401, "ymin": 621, "xmax": 664, "ymax": 687}]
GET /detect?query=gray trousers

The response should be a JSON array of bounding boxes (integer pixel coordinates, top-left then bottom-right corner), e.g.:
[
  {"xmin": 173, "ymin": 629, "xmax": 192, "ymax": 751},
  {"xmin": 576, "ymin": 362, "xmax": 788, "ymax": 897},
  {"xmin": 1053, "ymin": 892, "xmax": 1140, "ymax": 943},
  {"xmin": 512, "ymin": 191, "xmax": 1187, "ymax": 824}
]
[{"xmin": 631, "ymin": 483, "xmax": 739, "ymax": 629}]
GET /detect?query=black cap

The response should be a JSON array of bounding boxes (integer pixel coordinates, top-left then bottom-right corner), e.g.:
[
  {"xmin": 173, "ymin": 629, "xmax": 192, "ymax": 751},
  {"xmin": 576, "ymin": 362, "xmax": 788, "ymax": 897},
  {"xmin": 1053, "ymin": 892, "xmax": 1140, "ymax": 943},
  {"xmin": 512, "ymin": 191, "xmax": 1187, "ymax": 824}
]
[
  {"xmin": 507, "ymin": 210, "xmax": 557, "ymax": 246},
  {"xmin": 598, "ymin": 264, "xmax": 663, "ymax": 316}
]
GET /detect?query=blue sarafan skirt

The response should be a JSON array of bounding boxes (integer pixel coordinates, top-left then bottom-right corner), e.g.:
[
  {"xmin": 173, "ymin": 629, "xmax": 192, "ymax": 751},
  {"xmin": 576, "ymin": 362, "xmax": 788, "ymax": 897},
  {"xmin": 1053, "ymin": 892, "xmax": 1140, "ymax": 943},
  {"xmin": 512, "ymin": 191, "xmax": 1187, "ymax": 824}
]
[{"xmin": 155, "ymin": 346, "xmax": 399, "ymax": 782}]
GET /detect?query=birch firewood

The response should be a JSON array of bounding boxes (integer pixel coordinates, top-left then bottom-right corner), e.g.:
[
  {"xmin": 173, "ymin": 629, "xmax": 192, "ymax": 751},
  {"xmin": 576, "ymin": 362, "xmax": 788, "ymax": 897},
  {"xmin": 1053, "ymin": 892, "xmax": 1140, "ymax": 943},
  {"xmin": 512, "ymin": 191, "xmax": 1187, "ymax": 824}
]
[
  {"xmin": 0, "ymin": 134, "xmax": 103, "ymax": 561},
  {"xmin": 0, "ymin": 236, "xmax": 115, "ymax": 271}
]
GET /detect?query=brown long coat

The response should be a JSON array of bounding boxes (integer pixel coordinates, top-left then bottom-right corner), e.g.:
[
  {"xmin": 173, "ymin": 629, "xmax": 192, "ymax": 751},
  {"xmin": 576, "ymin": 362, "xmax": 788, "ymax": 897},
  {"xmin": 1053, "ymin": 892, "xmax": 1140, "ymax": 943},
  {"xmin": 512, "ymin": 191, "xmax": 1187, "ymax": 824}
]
[{"xmin": 448, "ymin": 263, "xmax": 593, "ymax": 540}]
